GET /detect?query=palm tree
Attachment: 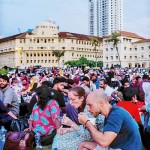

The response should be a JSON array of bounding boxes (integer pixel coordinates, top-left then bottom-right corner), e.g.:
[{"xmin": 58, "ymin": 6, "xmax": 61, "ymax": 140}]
[
  {"xmin": 91, "ymin": 37, "xmax": 102, "ymax": 68},
  {"xmin": 107, "ymin": 32, "xmax": 121, "ymax": 68},
  {"xmin": 52, "ymin": 50, "xmax": 65, "ymax": 67}
]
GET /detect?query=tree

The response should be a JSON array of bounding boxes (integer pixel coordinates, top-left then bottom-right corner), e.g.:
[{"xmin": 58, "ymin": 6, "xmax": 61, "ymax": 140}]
[
  {"xmin": 107, "ymin": 32, "xmax": 121, "ymax": 68},
  {"xmin": 91, "ymin": 37, "xmax": 102, "ymax": 68},
  {"xmin": 52, "ymin": 50, "xmax": 65, "ymax": 67}
]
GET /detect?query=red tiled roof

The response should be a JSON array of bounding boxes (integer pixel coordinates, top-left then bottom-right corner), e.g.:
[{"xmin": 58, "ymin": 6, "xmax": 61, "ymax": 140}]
[
  {"xmin": 104, "ymin": 31, "xmax": 145, "ymax": 39},
  {"xmin": 59, "ymin": 32, "xmax": 102, "ymax": 42},
  {"xmin": 133, "ymin": 39, "xmax": 150, "ymax": 43},
  {"xmin": 0, "ymin": 32, "xmax": 31, "ymax": 43},
  {"xmin": 118, "ymin": 31, "xmax": 144, "ymax": 39}
]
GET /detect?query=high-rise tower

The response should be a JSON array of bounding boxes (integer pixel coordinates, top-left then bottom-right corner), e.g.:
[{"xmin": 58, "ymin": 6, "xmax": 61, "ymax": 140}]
[{"xmin": 89, "ymin": 0, "xmax": 123, "ymax": 36}]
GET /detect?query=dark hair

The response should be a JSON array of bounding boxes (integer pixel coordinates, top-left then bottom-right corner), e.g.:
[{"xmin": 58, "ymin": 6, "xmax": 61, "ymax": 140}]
[
  {"xmin": 123, "ymin": 87, "xmax": 137, "ymax": 101},
  {"xmin": 69, "ymin": 86, "xmax": 86, "ymax": 113},
  {"xmin": 100, "ymin": 78, "xmax": 108, "ymax": 85},
  {"xmin": 0, "ymin": 75, "xmax": 9, "ymax": 82},
  {"xmin": 53, "ymin": 77, "xmax": 66, "ymax": 86},
  {"xmin": 67, "ymin": 79, "xmax": 74, "ymax": 85},
  {"xmin": 35, "ymin": 85, "xmax": 52, "ymax": 110},
  {"xmin": 121, "ymin": 78, "xmax": 129, "ymax": 85},
  {"xmin": 82, "ymin": 76, "xmax": 90, "ymax": 82},
  {"xmin": 42, "ymin": 81, "xmax": 53, "ymax": 88},
  {"xmin": 142, "ymin": 74, "xmax": 148, "ymax": 80},
  {"xmin": 136, "ymin": 76, "xmax": 141, "ymax": 81}
]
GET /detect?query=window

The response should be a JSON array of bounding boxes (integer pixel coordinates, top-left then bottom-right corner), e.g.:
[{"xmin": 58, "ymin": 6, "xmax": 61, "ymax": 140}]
[
  {"xmin": 116, "ymin": 56, "xmax": 118, "ymax": 59},
  {"xmin": 111, "ymin": 48, "xmax": 113, "ymax": 51},
  {"xmin": 106, "ymin": 57, "xmax": 108, "ymax": 60},
  {"xmin": 141, "ymin": 47, "xmax": 144, "ymax": 50},
  {"xmin": 124, "ymin": 56, "xmax": 126, "ymax": 59},
  {"xmin": 124, "ymin": 47, "xmax": 126, "ymax": 50},
  {"xmin": 72, "ymin": 53, "xmax": 74, "ymax": 56},
  {"xmin": 106, "ymin": 48, "xmax": 108, "ymax": 51},
  {"xmin": 130, "ymin": 56, "xmax": 132, "ymax": 59},
  {"xmin": 135, "ymin": 48, "xmax": 137, "ymax": 51},
  {"xmin": 111, "ymin": 56, "xmax": 113, "ymax": 60},
  {"xmin": 130, "ymin": 48, "xmax": 132, "ymax": 51},
  {"xmin": 135, "ymin": 56, "xmax": 137, "ymax": 59}
]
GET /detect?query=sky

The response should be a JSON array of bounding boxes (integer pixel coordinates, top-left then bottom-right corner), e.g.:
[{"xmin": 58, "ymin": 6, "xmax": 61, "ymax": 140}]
[{"xmin": 0, "ymin": 0, "xmax": 150, "ymax": 38}]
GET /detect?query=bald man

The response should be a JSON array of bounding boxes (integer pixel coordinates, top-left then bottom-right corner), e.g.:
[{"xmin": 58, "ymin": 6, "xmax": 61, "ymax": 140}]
[{"xmin": 78, "ymin": 89, "xmax": 142, "ymax": 150}]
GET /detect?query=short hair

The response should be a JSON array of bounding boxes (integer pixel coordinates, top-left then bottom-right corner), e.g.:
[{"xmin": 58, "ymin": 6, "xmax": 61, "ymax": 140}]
[
  {"xmin": 67, "ymin": 79, "xmax": 74, "ymax": 85},
  {"xmin": 136, "ymin": 76, "xmax": 141, "ymax": 81},
  {"xmin": 53, "ymin": 77, "xmax": 66, "ymax": 85},
  {"xmin": 82, "ymin": 76, "xmax": 90, "ymax": 82},
  {"xmin": 123, "ymin": 87, "xmax": 137, "ymax": 101},
  {"xmin": 100, "ymin": 78, "xmax": 108, "ymax": 85},
  {"xmin": 0, "ymin": 75, "xmax": 9, "ymax": 82}
]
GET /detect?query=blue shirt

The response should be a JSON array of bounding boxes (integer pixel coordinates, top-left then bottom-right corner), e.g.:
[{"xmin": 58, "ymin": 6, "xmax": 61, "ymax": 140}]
[{"xmin": 103, "ymin": 106, "xmax": 142, "ymax": 150}]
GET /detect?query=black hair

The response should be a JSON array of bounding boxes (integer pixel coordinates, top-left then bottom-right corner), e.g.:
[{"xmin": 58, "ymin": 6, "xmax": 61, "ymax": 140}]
[
  {"xmin": 53, "ymin": 77, "xmax": 66, "ymax": 86},
  {"xmin": 82, "ymin": 76, "xmax": 90, "ymax": 82},
  {"xmin": 35, "ymin": 85, "xmax": 52, "ymax": 110},
  {"xmin": 67, "ymin": 79, "xmax": 74, "ymax": 85},
  {"xmin": 0, "ymin": 75, "xmax": 9, "ymax": 82},
  {"xmin": 42, "ymin": 81, "xmax": 53, "ymax": 88},
  {"xmin": 123, "ymin": 87, "xmax": 137, "ymax": 101},
  {"xmin": 100, "ymin": 78, "xmax": 108, "ymax": 85}
]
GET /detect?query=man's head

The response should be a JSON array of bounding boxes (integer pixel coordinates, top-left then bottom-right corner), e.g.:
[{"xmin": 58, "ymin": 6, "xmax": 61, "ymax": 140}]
[
  {"xmin": 135, "ymin": 76, "xmax": 141, "ymax": 83},
  {"xmin": 99, "ymin": 79, "xmax": 108, "ymax": 89},
  {"xmin": 86, "ymin": 89, "xmax": 109, "ymax": 117},
  {"xmin": 121, "ymin": 79, "xmax": 130, "ymax": 88},
  {"xmin": 53, "ymin": 77, "xmax": 66, "ymax": 92},
  {"xmin": 82, "ymin": 76, "xmax": 90, "ymax": 87},
  {"xmin": 90, "ymin": 73, "xmax": 97, "ymax": 83},
  {"xmin": 0, "ymin": 75, "xmax": 9, "ymax": 89}
]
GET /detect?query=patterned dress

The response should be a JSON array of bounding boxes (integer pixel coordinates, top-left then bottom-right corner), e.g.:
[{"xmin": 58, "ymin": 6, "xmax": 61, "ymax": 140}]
[
  {"xmin": 52, "ymin": 114, "xmax": 104, "ymax": 150},
  {"xmin": 30, "ymin": 100, "xmax": 60, "ymax": 136}
]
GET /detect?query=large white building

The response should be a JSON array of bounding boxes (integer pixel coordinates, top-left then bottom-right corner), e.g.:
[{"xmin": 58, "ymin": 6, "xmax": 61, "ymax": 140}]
[
  {"xmin": 0, "ymin": 20, "xmax": 103, "ymax": 68},
  {"xmin": 103, "ymin": 31, "xmax": 150, "ymax": 68},
  {"xmin": 89, "ymin": 0, "xmax": 123, "ymax": 36}
]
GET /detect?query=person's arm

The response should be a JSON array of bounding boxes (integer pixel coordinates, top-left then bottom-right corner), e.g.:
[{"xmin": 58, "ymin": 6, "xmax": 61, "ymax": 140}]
[
  {"xmin": 54, "ymin": 118, "xmax": 61, "ymax": 130},
  {"xmin": 78, "ymin": 113, "xmax": 117, "ymax": 148},
  {"xmin": 8, "ymin": 111, "xmax": 17, "ymax": 119}
]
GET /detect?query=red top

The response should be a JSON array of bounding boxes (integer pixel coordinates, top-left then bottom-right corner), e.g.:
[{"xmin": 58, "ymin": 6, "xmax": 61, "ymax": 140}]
[{"xmin": 117, "ymin": 101, "xmax": 141, "ymax": 123}]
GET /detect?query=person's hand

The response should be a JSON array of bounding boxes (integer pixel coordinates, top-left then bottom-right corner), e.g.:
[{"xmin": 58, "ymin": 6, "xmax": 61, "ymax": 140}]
[
  {"xmin": 62, "ymin": 116, "xmax": 73, "ymax": 127},
  {"xmin": 78, "ymin": 112, "xmax": 89, "ymax": 125},
  {"xmin": 57, "ymin": 127, "xmax": 70, "ymax": 135},
  {"xmin": 24, "ymin": 127, "xmax": 32, "ymax": 131}
]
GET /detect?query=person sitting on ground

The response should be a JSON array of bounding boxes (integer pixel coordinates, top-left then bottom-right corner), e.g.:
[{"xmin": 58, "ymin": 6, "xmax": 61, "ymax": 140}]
[
  {"xmin": 27, "ymin": 85, "xmax": 61, "ymax": 146},
  {"xmin": 78, "ymin": 89, "xmax": 142, "ymax": 150},
  {"xmin": 0, "ymin": 100, "xmax": 17, "ymax": 131},
  {"xmin": 116, "ymin": 87, "xmax": 141, "ymax": 124},
  {"xmin": 0, "ymin": 75, "xmax": 19, "ymax": 116}
]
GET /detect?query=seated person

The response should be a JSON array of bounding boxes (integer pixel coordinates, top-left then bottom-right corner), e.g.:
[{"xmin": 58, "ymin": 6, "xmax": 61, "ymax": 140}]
[
  {"xmin": 0, "ymin": 100, "xmax": 17, "ymax": 131},
  {"xmin": 116, "ymin": 87, "xmax": 141, "ymax": 124},
  {"xmin": 27, "ymin": 85, "xmax": 61, "ymax": 146},
  {"xmin": 52, "ymin": 87, "xmax": 104, "ymax": 150}
]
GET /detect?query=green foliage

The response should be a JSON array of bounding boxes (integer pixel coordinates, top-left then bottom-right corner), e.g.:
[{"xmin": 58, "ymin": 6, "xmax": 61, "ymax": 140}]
[
  {"xmin": 65, "ymin": 57, "xmax": 103, "ymax": 68},
  {"xmin": 0, "ymin": 69, "xmax": 9, "ymax": 75},
  {"xmin": 107, "ymin": 31, "xmax": 121, "ymax": 68}
]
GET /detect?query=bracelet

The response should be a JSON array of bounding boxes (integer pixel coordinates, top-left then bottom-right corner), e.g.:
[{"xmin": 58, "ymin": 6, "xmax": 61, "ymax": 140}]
[{"xmin": 84, "ymin": 120, "xmax": 90, "ymax": 127}]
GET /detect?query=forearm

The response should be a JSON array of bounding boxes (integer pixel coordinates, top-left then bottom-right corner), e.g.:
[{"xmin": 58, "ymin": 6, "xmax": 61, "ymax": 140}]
[
  {"xmin": 55, "ymin": 118, "xmax": 61, "ymax": 129},
  {"xmin": 8, "ymin": 111, "xmax": 17, "ymax": 119},
  {"xmin": 86, "ymin": 121, "xmax": 107, "ymax": 147},
  {"xmin": 29, "ymin": 119, "xmax": 33, "ymax": 130}
]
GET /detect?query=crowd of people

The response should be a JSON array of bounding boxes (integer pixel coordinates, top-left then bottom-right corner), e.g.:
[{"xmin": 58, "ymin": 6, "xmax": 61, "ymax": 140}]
[{"xmin": 0, "ymin": 66, "xmax": 150, "ymax": 149}]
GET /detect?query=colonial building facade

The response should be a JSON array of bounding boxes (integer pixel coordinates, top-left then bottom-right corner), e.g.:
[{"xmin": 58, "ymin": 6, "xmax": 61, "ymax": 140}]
[
  {"xmin": 0, "ymin": 21, "xmax": 149, "ymax": 68},
  {"xmin": 0, "ymin": 20, "xmax": 103, "ymax": 68},
  {"xmin": 103, "ymin": 31, "xmax": 150, "ymax": 68}
]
